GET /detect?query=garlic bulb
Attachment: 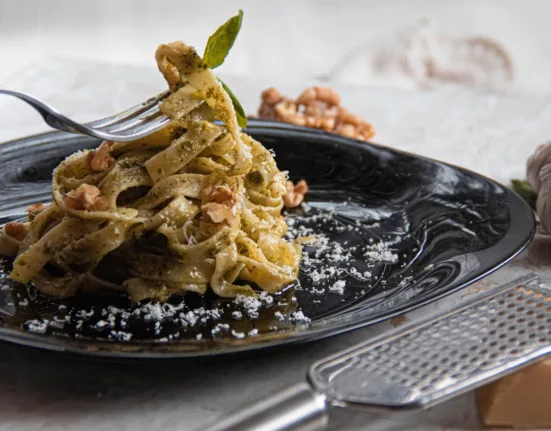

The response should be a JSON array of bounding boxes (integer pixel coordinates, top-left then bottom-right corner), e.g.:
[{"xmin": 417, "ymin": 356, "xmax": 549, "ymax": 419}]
[{"xmin": 527, "ymin": 142, "xmax": 551, "ymax": 232}]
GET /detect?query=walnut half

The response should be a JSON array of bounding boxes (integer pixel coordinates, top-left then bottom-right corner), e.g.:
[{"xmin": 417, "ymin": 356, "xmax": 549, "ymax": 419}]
[
  {"xmin": 64, "ymin": 184, "xmax": 108, "ymax": 211},
  {"xmin": 201, "ymin": 185, "xmax": 238, "ymax": 225},
  {"xmin": 283, "ymin": 180, "xmax": 309, "ymax": 208},
  {"xmin": 4, "ymin": 222, "xmax": 28, "ymax": 241},
  {"xmin": 89, "ymin": 141, "xmax": 115, "ymax": 172}
]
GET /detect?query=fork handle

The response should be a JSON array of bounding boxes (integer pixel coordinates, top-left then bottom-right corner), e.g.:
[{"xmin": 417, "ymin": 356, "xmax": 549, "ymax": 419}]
[{"xmin": 200, "ymin": 383, "xmax": 328, "ymax": 431}]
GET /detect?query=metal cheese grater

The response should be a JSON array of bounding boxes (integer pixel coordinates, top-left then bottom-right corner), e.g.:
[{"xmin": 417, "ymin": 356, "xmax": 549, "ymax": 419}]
[{"xmin": 202, "ymin": 273, "xmax": 551, "ymax": 431}]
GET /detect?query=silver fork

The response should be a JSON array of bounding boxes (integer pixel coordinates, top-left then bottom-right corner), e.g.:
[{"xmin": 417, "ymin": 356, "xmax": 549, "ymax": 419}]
[{"xmin": 0, "ymin": 89, "xmax": 171, "ymax": 142}]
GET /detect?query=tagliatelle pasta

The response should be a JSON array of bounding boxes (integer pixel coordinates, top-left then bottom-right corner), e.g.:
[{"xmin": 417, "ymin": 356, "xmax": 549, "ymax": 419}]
[{"xmin": 0, "ymin": 37, "xmax": 301, "ymax": 302}]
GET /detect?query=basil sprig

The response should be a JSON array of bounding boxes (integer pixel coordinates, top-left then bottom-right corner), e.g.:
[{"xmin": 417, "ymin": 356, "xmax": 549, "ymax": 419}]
[
  {"xmin": 511, "ymin": 179, "xmax": 537, "ymax": 209},
  {"xmin": 201, "ymin": 10, "xmax": 247, "ymax": 129},
  {"xmin": 203, "ymin": 10, "xmax": 243, "ymax": 69},
  {"xmin": 220, "ymin": 79, "xmax": 247, "ymax": 129}
]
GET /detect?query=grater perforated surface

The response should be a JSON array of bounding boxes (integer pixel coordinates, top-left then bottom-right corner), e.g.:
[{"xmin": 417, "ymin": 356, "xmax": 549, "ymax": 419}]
[{"xmin": 309, "ymin": 278, "xmax": 551, "ymax": 409}]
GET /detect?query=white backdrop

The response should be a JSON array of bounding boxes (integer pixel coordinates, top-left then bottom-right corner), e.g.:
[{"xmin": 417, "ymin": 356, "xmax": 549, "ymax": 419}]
[{"xmin": 1, "ymin": 0, "xmax": 551, "ymax": 96}]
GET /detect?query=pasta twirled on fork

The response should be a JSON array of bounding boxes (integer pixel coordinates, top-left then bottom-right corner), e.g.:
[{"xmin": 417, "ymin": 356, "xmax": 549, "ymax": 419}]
[{"xmin": 0, "ymin": 41, "xmax": 301, "ymax": 302}]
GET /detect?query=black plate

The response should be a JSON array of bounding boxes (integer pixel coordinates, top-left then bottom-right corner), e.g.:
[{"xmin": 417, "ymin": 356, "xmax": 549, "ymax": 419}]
[{"xmin": 0, "ymin": 120, "xmax": 535, "ymax": 357}]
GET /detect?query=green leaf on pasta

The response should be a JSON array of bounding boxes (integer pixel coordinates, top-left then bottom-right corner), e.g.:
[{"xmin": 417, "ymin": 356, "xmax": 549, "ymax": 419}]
[
  {"xmin": 203, "ymin": 10, "xmax": 243, "ymax": 69},
  {"xmin": 219, "ymin": 79, "xmax": 247, "ymax": 129}
]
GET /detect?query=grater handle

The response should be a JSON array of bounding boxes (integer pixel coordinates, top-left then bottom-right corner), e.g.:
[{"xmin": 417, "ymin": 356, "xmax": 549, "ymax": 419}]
[{"xmin": 200, "ymin": 383, "xmax": 329, "ymax": 431}]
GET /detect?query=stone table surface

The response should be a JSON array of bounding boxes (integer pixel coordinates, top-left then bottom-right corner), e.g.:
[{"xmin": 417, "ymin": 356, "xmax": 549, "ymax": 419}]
[{"xmin": 1, "ymin": 61, "xmax": 550, "ymax": 431}]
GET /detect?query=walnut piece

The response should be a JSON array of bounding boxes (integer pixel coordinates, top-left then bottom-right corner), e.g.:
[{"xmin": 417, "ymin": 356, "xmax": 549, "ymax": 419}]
[
  {"xmin": 274, "ymin": 100, "xmax": 306, "ymax": 127},
  {"xmin": 89, "ymin": 141, "xmax": 115, "ymax": 172},
  {"xmin": 27, "ymin": 203, "xmax": 47, "ymax": 222},
  {"xmin": 202, "ymin": 203, "xmax": 235, "ymax": 224},
  {"xmin": 258, "ymin": 88, "xmax": 284, "ymax": 120},
  {"xmin": 296, "ymin": 86, "xmax": 341, "ymax": 107},
  {"xmin": 204, "ymin": 185, "xmax": 237, "ymax": 206},
  {"xmin": 262, "ymin": 87, "xmax": 283, "ymax": 105},
  {"xmin": 283, "ymin": 179, "xmax": 309, "ymax": 208},
  {"xmin": 4, "ymin": 222, "xmax": 28, "ymax": 241},
  {"xmin": 258, "ymin": 86, "xmax": 375, "ymax": 141},
  {"xmin": 64, "ymin": 184, "xmax": 108, "ymax": 211},
  {"xmin": 201, "ymin": 185, "xmax": 238, "ymax": 225}
]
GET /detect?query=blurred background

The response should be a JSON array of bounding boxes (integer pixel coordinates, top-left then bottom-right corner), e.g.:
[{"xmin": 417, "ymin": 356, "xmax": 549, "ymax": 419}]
[
  {"xmin": 1, "ymin": 0, "xmax": 551, "ymax": 182},
  {"xmin": 2, "ymin": 0, "xmax": 551, "ymax": 93}
]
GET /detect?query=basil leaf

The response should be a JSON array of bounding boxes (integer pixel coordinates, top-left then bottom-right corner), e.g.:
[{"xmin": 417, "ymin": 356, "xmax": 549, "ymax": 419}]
[
  {"xmin": 511, "ymin": 179, "xmax": 537, "ymax": 209},
  {"xmin": 203, "ymin": 10, "xmax": 243, "ymax": 69},
  {"xmin": 220, "ymin": 79, "xmax": 247, "ymax": 129}
]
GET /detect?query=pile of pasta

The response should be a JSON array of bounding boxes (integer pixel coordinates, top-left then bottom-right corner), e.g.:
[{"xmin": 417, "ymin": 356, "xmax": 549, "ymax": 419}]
[{"xmin": 0, "ymin": 42, "xmax": 300, "ymax": 302}]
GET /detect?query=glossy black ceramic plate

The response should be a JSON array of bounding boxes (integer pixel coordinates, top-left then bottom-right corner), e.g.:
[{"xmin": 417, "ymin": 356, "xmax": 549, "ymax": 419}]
[{"xmin": 0, "ymin": 120, "xmax": 535, "ymax": 357}]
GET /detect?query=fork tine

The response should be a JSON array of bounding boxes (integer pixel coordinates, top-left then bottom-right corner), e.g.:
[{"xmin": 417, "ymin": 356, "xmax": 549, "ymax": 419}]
[
  {"xmin": 102, "ymin": 106, "xmax": 164, "ymax": 134},
  {"xmin": 86, "ymin": 90, "xmax": 170, "ymax": 128},
  {"xmin": 95, "ymin": 115, "xmax": 171, "ymax": 141}
]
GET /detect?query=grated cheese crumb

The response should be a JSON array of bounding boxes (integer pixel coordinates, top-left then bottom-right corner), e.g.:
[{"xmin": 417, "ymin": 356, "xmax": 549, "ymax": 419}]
[{"xmin": 329, "ymin": 280, "xmax": 346, "ymax": 294}]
